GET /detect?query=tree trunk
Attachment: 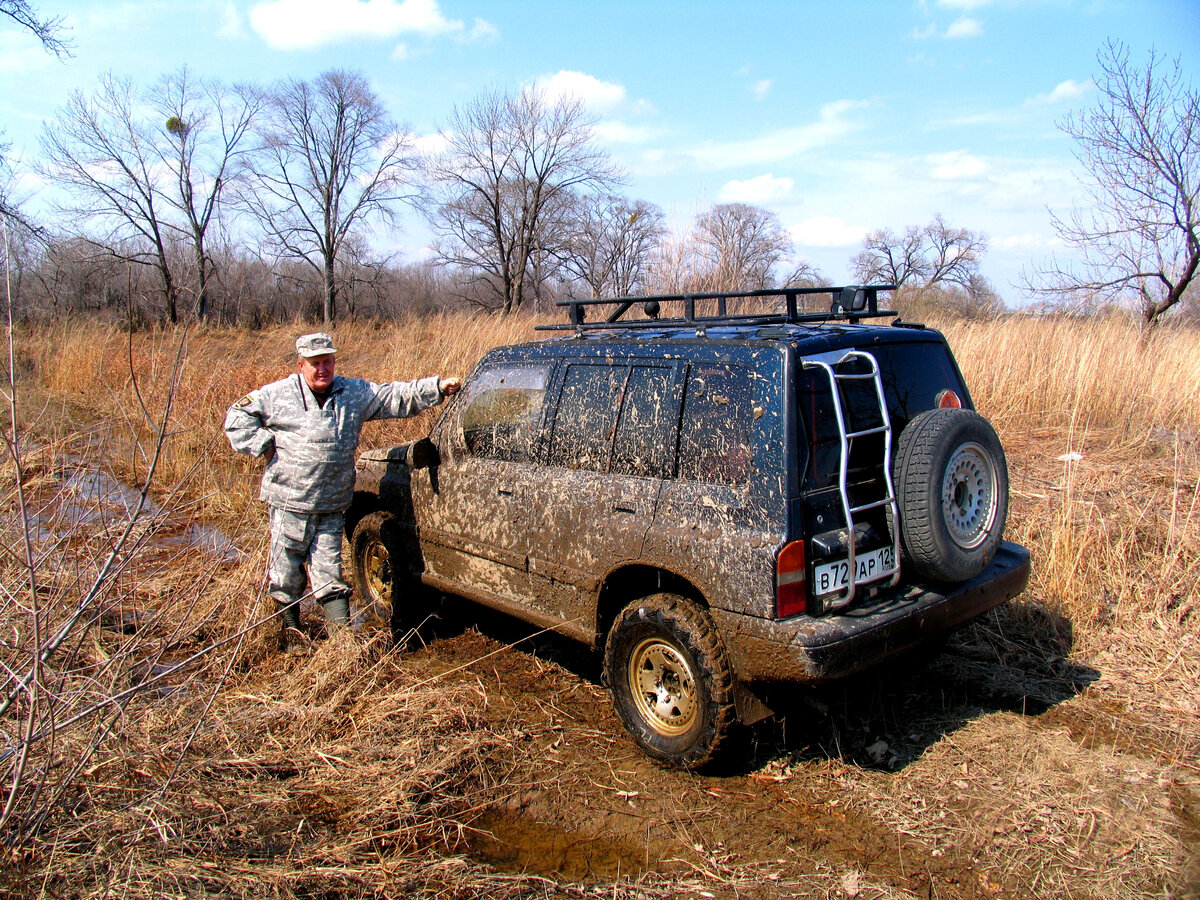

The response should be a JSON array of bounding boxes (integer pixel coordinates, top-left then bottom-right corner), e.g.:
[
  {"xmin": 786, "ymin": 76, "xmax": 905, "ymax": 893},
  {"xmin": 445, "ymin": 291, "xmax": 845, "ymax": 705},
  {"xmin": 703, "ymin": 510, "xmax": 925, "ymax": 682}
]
[
  {"xmin": 323, "ymin": 259, "xmax": 336, "ymax": 325},
  {"xmin": 194, "ymin": 245, "xmax": 209, "ymax": 323}
]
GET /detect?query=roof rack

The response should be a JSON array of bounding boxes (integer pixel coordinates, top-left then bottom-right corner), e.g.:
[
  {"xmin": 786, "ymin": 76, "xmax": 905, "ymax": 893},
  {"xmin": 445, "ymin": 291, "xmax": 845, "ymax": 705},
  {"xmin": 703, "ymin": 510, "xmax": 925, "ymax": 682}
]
[{"xmin": 534, "ymin": 285, "xmax": 898, "ymax": 333}]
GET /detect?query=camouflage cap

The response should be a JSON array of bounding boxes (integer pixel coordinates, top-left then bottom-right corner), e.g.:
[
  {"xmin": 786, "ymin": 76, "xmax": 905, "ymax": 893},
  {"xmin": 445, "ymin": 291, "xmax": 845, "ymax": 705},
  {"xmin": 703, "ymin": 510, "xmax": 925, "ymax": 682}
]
[{"xmin": 295, "ymin": 333, "xmax": 338, "ymax": 358}]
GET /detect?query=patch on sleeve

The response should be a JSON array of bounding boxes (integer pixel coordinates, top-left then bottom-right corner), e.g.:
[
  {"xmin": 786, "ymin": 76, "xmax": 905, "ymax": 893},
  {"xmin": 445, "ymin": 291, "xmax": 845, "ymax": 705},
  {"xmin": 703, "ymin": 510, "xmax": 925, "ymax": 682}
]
[{"xmin": 233, "ymin": 394, "xmax": 254, "ymax": 409}]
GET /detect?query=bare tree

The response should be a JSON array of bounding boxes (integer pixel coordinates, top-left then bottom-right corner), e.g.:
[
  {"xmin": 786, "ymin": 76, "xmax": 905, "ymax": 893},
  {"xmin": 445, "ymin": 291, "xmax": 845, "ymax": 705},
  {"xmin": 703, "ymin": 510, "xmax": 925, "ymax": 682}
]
[
  {"xmin": 850, "ymin": 216, "xmax": 986, "ymax": 291},
  {"xmin": 1, "ymin": 0, "xmax": 71, "ymax": 57},
  {"xmin": 1032, "ymin": 41, "xmax": 1198, "ymax": 328},
  {"xmin": 559, "ymin": 194, "xmax": 665, "ymax": 298},
  {"xmin": 426, "ymin": 86, "xmax": 621, "ymax": 315},
  {"xmin": 40, "ymin": 74, "xmax": 184, "ymax": 322},
  {"xmin": 0, "ymin": 135, "xmax": 39, "ymax": 238},
  {"xmin": 152, "ymin": 68, "xmax": 260, "ymax": 322},
  {"xmin": 923, "ymin": 214, "xmax": 987, "ymax": 289},
  {"xmin": 691, "ymin": 202, "xmax": 792, "ymax": 291},
  {"xmin": 780, "ymin": 260, "xmax": 829, "ymax": 289},
  {"xmin": 241, "ymin": 69, "xmax": 415, "ymax": 325}
]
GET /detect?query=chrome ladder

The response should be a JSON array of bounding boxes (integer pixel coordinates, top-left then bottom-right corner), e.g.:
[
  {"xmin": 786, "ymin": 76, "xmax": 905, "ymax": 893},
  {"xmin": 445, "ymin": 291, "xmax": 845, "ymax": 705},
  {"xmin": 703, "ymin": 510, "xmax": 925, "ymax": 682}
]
[{"xmin": 802, "ymin": 351, "xmax": 902, "ymax": 611}]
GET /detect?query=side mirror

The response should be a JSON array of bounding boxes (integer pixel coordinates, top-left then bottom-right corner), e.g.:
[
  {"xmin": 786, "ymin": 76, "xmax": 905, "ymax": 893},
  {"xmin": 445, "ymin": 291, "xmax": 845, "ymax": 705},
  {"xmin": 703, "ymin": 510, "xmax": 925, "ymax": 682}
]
[{"xmin": 406, "ymin": 436, "xmax": 439, "ymax": 470}]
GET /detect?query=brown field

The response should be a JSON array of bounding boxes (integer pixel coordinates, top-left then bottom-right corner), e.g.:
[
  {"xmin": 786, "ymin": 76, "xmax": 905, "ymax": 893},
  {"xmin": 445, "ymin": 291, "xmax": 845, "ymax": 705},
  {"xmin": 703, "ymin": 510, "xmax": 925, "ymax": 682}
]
[{"xmin": 1, "ymin": 312, "xmax": 1198, "ymax": 899}]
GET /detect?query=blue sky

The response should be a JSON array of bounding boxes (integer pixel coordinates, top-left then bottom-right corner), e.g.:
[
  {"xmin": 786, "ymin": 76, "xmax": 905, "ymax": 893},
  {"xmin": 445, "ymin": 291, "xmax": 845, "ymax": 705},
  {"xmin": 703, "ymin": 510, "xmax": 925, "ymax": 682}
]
[{"xmin": 2, "ymin": 0, "xmax": 1197, "ymax": 303}]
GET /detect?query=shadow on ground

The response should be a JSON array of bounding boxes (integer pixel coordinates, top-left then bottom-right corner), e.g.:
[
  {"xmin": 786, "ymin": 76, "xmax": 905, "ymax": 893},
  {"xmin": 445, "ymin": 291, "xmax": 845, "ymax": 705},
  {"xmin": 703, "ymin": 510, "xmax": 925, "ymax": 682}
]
[{"xmin": 391, "ymin": 592, "xmax": 1099, "ymax": 777}]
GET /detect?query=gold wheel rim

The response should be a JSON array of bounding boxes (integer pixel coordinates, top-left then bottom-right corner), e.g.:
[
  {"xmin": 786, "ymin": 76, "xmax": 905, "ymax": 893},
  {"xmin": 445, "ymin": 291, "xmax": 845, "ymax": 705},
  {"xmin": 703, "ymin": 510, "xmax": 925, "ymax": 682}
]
[
  {"xmin": 362, "ymin": 539, "xmax": 392, "ymax": 607},
  {"xmin": 627, "ymin": 637, "xmax": 698, "ymax": 737}
]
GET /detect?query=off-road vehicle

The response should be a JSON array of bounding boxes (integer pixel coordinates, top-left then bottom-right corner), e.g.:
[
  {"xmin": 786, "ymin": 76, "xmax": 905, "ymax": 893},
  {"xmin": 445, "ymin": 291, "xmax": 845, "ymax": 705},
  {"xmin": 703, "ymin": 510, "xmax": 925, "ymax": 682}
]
[{"xmin": 347, "ymin": 287, "xmax": 1031, "ymax": 768}]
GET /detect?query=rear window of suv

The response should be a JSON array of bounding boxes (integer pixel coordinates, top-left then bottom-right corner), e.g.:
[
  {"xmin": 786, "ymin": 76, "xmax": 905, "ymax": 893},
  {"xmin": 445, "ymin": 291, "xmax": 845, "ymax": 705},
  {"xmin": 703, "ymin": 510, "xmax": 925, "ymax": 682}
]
[{"xmin": 798, "ymin": 340, "xmax": 967, "ymax": 491}]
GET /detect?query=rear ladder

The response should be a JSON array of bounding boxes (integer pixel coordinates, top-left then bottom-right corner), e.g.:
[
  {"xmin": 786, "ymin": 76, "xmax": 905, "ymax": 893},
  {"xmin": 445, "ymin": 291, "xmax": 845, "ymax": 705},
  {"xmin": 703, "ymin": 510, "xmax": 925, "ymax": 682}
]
[{"xmin": 802, "ymin": 351, "xmax": 902, "ymax": 611}]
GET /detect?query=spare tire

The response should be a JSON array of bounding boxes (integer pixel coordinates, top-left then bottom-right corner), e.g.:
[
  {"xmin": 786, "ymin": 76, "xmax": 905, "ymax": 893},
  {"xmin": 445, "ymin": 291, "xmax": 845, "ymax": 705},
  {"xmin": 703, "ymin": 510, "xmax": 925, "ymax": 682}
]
[{"xmin": 893, "ymin": 408, "xmax": 1008, "ymax": 583}]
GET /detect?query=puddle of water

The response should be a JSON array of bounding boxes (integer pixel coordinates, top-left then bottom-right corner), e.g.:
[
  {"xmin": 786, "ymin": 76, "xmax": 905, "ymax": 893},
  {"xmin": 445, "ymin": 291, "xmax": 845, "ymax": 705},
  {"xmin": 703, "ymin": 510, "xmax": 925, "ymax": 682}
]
[
  {"xmin": 29, "ymin": 461, "xmax": 246, "ymax": 563},
  {"xmin": 464, "ymin": 809, "xmax": 653, "ymax": 881},
  {"xmin": 156, "ymin": 524, "xmax": 243, "ymax": 563},
  {"xmin": 65, "ymin": 469, "xmax": 145, "ymax": 514}
]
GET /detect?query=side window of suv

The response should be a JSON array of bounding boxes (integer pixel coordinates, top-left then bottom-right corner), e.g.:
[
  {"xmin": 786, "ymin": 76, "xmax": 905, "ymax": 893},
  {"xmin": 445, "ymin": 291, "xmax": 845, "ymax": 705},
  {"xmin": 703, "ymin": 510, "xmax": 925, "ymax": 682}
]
[
  {"xmin": 461, "ymin": 364, "xmax": 549, "ymax": 462},
  {"xmin": 611, "ymin": 365, "xmax": 680, "ymax": 478},
  {"xmin": 548, "ymin": 364, "xmax": 624, "ymax": 471},
  {"xmin": 677, "ymin": 364, "xmax": 755, "ymax": 485}
]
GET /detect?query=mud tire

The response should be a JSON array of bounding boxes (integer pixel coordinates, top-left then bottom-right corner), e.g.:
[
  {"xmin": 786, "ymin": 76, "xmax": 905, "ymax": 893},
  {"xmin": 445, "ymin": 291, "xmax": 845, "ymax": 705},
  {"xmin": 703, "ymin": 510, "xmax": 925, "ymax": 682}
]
[
  {"xmin": 603, "ymin": 594, "xmax": 735, "ymax": 770},
  {"xmin": 350, "ymin": 511, "xmax": 432, "ymax": 634},
  {"xmin": 893, "ymin": 408, "xmax": 1009, "ymax": 583}
]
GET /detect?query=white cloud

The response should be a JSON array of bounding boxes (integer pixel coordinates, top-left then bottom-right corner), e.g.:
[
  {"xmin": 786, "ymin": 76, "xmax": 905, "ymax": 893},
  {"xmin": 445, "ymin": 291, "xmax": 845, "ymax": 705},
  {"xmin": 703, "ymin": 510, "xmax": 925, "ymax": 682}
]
[
  {"xmin": 911, "ymin": 15, "xmax": 984, "ymax": 40},
  {"xmin": 413, "ymin": 130, "xmax": 451, "ymax": 157},
  {"xmin": 928, "ymin": 150, "xmax": 987, "ymax": 180},
  {"xmin": 689, "ymin": 99, "xmax": 868, "ymax": 169},
  {"xmin": 535, "ymin": 70, "xmax": 628, "ymax": 114},
  {"xmin": 593, "ymin": 121, "xmax": 659, "ymax": 144},
  {"xmin": 789, "ymin": 217, "xmax": 869, "ymax": 249},
  {"xmin": 1026, "ymin": 79, "xmax": 1092, "ymax": 105},
  {"xmin": 752, "ymin": 79, "xmax": 772, "ymax": 100},
  {"xmin": 213, "ymin": 1, "xmax": 247, "ymax": 40},
  {"xmin": 466, "ymin": 18, "xmax": 499, "ymax": 42},
  {"xmin": 249, "ymin": 0, "xmax": 465, "ymax": 50},
  {"xmin": 531, "ymin": 71, "xmax": 656, "ymax": 145},
  {"xmin": 944, "ymin": 16, "xmax": 984, "ymax": 38},
  {"xmin": 718, "ymin": 174, "xmax": 794, "ymax": 204}
]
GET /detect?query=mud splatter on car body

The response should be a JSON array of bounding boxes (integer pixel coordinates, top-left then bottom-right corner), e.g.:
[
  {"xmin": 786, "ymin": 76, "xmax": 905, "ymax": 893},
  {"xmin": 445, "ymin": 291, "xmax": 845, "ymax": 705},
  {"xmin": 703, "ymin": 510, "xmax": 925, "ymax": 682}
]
[{"xmin": 349, "ymin": 288, "xmax": 1031, "ymax": 767}]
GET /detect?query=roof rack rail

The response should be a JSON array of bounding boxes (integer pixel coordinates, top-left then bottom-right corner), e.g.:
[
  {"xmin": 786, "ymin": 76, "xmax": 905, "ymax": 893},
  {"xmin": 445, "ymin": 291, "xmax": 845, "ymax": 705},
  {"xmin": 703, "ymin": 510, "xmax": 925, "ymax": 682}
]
[{"xmin": 534, "ymin": 285, "xmax": 898, "ymax": 333}]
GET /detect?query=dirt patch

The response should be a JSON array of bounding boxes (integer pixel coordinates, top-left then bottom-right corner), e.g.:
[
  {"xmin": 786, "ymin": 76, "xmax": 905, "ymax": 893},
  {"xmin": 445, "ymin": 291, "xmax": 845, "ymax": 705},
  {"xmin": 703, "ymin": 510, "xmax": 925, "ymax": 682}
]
[{"xmin": 383, "ymin": 598, "xmax": 1197, "ymax": 898}]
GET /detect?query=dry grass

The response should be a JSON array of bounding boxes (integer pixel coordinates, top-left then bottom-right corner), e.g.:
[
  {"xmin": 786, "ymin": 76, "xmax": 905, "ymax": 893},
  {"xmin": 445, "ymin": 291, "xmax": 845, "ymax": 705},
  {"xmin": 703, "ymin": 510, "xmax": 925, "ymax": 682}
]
[{"xmin": 3, "ymin": 311, "xmax": 1199, "ymax": 898}]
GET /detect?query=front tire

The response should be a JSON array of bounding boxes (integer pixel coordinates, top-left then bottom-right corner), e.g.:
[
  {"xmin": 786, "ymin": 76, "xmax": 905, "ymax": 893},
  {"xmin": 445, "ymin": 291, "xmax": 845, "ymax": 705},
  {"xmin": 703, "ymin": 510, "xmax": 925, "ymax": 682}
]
[
  {"xmin": 350, "ymin": 511, "xmax": 435, "ymax": 637},
  {"xmin": 603, "ymin": 594, "xmax": 735, "ymax": 770},
  {"xmin": 893, "ymin": 409, "xmax": 1009, "ymax": 583},
  {"xmin": 350, "ymin": 511, "xmax": 398, "ymax": 624}
]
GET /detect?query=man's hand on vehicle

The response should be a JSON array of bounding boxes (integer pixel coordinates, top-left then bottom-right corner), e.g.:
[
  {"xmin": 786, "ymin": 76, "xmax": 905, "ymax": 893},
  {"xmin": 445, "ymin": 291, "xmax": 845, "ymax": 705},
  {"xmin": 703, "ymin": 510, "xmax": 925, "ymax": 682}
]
[{"xmin": 440, "ymin": 377, "xmax": 462, "ymax": 397}]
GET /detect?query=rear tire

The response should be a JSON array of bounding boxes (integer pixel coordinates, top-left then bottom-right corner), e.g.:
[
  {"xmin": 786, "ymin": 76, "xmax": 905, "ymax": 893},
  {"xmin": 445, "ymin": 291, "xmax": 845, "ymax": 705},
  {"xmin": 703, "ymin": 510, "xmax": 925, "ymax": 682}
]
[
  {"xmin": 604, "ymin": 594, "xmax": 735, "ymax": 770},
  {"xmin": 893, "ymin": 409, "xmax": 1008, "ymax": 583}
]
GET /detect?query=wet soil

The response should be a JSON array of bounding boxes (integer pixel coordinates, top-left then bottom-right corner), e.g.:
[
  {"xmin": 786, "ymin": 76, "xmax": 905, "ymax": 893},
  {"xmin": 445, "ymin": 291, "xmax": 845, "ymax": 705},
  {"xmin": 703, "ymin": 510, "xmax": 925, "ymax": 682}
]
[
  {"xmin": 389, "ymin": 594, "xmax": 1199, "ymax": 899},
  {"xmin": 19, "ymin": 449, "xmax": 1197, "ymax": 898}
]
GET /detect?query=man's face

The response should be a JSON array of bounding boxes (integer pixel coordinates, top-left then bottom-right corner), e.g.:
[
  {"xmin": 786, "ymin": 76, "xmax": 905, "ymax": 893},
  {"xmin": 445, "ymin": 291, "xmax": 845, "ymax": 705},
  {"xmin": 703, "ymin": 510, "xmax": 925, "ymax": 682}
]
[{"xmin": 298, "ymin": 353, "xmax": 336, "ymax": 392}]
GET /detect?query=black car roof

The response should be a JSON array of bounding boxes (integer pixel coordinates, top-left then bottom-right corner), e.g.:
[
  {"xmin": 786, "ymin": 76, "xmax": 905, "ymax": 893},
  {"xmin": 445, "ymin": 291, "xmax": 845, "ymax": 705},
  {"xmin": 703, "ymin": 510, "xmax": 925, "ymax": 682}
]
[{"xmin": 489, "ymin": 319, "xmax": 945, "ymax": 362}]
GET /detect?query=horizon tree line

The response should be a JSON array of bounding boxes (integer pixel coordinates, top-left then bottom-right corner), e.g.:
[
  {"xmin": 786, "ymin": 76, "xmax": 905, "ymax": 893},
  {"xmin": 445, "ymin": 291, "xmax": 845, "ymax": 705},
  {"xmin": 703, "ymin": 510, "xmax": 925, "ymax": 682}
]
[{"xmin": 1, "ymin": 39, "xmax": 1196, "ymax": 329}]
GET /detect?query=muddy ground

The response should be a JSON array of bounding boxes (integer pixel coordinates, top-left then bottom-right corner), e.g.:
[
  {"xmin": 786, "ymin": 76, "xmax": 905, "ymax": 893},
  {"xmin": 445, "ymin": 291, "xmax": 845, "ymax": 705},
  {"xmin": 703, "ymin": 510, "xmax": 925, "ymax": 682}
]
[
  {"xmin": 364, "ymin": 589, "xmax": 1195, "ymax": 899},
  {"xmin": 10, "ymin": 437, "xmax": 1199, "ymax": 900}
]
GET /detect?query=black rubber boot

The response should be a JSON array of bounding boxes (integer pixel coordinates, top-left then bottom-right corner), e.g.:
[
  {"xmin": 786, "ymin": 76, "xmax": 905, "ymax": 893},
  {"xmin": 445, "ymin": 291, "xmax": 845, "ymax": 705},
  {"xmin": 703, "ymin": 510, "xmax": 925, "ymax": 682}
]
[
  {"xmin": 321, "ymin": 591, "xmax": 352, "ymax": 627},
  {"xmin": 278, "ymin": 601, "xmax": 308, "ymax": 654}
]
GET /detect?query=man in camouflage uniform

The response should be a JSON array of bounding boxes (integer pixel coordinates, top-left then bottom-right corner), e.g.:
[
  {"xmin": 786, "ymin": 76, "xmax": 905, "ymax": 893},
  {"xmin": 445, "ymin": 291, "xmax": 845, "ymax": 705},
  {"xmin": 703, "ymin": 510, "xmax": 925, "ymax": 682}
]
[{"xmin": 224, "ymin": 333, "xmax": 461, "ymax": 643}]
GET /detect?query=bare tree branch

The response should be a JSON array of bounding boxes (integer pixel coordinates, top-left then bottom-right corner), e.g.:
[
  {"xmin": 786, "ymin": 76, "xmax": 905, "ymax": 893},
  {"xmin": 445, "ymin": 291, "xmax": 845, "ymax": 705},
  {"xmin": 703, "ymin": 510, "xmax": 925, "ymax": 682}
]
[
  {"xmin": 426, "ymin": 86, "xmax": 621, "ymax": 314},
  {"xmin": 1028, "ymin": 40, "xmax": 1199, "ymax": 328},
  {"xmin": 240, "ymin": 69, "xmax": 415, "ymax": 324},
  {"xmin": 1, "ymin": 0, "xmax": 71, "ymax": 57}
]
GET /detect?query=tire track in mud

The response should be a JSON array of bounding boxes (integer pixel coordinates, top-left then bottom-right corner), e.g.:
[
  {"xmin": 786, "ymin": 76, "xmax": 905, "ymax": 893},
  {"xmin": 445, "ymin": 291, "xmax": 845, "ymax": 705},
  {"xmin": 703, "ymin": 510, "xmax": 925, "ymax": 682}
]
[{"xmin": 399, "ymin": 622, "xmax": 1039, "ymax": 898}]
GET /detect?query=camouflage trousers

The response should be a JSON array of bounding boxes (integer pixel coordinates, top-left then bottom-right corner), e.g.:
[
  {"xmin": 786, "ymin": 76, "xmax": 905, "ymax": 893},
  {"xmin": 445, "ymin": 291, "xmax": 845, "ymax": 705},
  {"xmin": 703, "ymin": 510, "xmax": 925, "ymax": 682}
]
[{"xmin": 267, "ymin": 507, "xmax": 352, "ymax": 608}]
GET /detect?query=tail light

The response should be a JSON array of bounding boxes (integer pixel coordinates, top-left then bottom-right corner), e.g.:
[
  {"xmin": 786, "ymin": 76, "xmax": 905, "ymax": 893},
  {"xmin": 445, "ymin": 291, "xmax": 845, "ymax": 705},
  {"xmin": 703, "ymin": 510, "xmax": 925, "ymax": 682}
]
[
  {"xmin": 775, "ymin": 540, "xmax": 807, "ymax": 618},
  {"xmin": 937, "ymin": 389, "xmax": 963, "ymax": 409}
]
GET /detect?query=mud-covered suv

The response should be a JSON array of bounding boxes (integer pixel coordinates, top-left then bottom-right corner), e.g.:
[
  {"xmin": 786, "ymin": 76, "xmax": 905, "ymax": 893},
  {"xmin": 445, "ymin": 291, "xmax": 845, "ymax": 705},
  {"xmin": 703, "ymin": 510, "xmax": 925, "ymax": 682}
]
[{"xmin": 347, "ymin": 287, "xmax": 1031, "ymax": 768}]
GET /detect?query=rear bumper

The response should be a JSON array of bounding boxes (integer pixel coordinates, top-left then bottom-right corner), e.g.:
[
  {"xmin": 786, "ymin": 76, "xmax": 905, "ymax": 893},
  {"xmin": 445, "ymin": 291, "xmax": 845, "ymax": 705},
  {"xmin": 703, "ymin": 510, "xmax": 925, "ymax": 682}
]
[{"xmin": 712, "ymin": 541, "xmax": 1031, "ymax": 684}]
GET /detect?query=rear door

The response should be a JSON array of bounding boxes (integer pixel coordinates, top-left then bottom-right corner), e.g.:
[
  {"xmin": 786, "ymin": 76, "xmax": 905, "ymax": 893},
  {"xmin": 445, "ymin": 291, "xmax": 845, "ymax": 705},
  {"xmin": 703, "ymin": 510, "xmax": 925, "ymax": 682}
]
[{"xmin": 523, "ymin": 358, "xmax": 684, "ymax": 632}]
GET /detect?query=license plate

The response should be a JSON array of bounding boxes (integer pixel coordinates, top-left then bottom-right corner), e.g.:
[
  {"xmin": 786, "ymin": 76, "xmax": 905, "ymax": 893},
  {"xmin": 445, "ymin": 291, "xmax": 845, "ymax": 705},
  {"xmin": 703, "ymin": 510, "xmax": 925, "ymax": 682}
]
[{"xmin": 813, "ymin": 545, "xmax": 896, "ymax": 595}]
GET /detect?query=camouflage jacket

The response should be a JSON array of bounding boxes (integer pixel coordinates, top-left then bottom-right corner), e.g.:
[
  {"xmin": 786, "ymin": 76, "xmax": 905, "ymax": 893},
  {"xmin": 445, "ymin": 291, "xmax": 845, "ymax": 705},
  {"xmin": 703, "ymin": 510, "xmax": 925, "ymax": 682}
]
[{"xmin": 224, "ymin": 373, "xmax": 443, "ymax": 513}]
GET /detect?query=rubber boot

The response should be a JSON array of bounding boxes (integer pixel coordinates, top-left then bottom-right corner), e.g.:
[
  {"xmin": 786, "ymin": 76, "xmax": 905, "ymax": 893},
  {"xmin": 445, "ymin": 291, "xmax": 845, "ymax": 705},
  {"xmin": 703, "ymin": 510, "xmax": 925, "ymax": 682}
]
[
  {"xmin": 321, "ymin": 592, "xmax": 352, "ymax": 628},
  {"xmin": 278, "ymin": 601, "xmax": 307, "ymax": 654}
]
